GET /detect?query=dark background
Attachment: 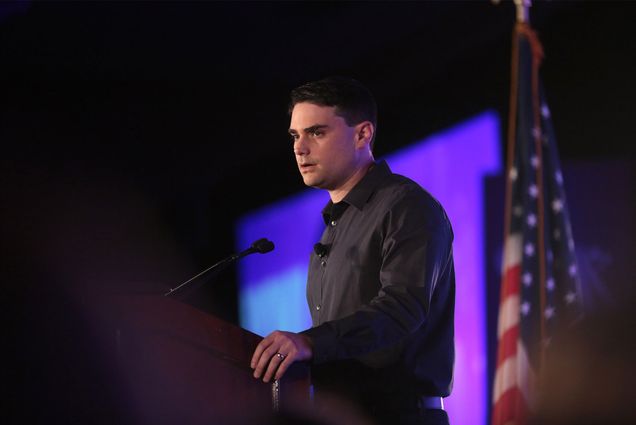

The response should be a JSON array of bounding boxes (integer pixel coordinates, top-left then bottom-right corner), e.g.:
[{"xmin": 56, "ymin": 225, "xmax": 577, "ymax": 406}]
[{"xmin": 2, "ymin": 1, "xmax": 635, "ymax": 424}]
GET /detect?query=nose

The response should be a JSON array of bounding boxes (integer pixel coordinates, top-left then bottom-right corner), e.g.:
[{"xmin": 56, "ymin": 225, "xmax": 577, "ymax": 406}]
[{"xmin": 293, "ymin": 135, "xmax": 309, "ymax": 156}]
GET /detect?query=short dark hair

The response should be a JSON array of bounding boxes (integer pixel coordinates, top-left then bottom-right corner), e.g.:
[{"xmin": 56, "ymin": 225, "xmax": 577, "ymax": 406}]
[{"xmin": 289, "ymin": 76, "xmax": 377, "ymax": 149}]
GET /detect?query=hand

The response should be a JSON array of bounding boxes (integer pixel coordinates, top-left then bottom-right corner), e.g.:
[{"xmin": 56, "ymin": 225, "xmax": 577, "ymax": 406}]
[{"xmin": 250, "ymin": 330, "xmax": 313, "ymax": 383}]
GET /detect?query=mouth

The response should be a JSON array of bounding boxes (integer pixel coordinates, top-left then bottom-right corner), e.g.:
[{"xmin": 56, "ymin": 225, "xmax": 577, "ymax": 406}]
[{"xmin": 299, "ymin": 163, "xmax": 317, "ymax": 172}]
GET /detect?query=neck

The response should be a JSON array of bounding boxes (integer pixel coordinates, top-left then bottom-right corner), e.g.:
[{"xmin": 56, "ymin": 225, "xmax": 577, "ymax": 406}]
[{"xmin": 328, "ymin": 158, "xmax": 374, "ymax": 203}]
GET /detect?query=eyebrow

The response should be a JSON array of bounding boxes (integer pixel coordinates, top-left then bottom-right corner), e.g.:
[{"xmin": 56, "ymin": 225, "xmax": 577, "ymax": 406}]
[{"xmin": 288, "ymin": 124, "xmax": 329, "ymax": 135}]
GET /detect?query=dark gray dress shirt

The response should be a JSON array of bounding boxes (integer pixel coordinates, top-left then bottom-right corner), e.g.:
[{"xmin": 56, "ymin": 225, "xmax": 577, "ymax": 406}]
[{"xmin": 301, "ymin": 160, "xmax": 455, "ymax": 401}]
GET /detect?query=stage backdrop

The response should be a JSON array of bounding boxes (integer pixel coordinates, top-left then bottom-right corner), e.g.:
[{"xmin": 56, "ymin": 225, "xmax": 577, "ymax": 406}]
[{"xmin": 236, "ymin": 111, "xmax": 502, "ymax": 425}]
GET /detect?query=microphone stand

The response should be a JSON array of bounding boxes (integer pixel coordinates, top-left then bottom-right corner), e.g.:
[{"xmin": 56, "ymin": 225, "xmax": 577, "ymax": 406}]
[{"xmin": 164, "ymin": 238, "xmax": 274, "ymax": 300}]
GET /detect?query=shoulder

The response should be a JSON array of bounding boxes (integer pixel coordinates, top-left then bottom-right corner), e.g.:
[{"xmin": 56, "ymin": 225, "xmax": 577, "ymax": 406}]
[{"xmin": 375, "ymin": 173, "xmax": 453, "ymax": 238}]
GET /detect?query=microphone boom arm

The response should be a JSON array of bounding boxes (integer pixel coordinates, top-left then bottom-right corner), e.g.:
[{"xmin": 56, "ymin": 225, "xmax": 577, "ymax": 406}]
[{"xmin": 164, "ymin": 238, "xmax": 274, "ymax": 299}]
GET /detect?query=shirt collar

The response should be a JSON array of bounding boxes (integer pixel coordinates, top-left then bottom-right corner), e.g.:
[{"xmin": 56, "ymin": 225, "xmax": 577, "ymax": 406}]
[{"xmin": 321, "ymin": 160, "xmax": 391, "ymax": 224}]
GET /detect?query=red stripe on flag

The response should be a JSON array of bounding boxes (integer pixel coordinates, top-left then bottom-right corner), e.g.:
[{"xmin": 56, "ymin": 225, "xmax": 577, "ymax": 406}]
[
  {"xmin": 500, "ymin": 265, "xmax": 521, "ymax": 300},
  {"xmin": 496, "ymin": 325, "xmax": 519, "ymax": 365},
  {"xmin": 492, "ymin": 387, "xmax": 529, "ymax": 425}
]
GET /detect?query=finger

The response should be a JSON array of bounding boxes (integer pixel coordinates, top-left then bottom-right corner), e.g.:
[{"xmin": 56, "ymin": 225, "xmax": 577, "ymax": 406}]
[
  {"xmin": 263, "ymin": 352, "xmax": 288, "ymax": 383},
  {"xmin": 274, "ymin": 354, "xmax": 294, "ymax": 381},
  {"xmin": 254, "ymin": 346, "xmax": 279, "ymax": 379},
  {"xmin": 251, "ymin": 336, "xmax": 273, "ymax": 369}
]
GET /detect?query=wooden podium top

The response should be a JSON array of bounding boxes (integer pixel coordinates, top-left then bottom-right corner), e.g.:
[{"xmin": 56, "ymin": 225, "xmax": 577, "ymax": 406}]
[{"xmin": 95, "ymin": 294, "xmax": 310, "ymax": 425}]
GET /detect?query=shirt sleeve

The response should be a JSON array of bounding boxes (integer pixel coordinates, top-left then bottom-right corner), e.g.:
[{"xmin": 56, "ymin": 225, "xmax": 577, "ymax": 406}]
[{"xmin": 301, "ymin": 188, "xmax": 454, "ymax": 366}]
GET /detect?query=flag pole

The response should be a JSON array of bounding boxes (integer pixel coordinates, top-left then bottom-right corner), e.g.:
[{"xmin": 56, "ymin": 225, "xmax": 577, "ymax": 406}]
[
  {"xmin": 514, "ymin": 0, "xmax": 531, "ymax": 24},
  {"xmin": 513, "ymin": 0, "xmax": 550, "ymax": 374},
  {"xmin": 491, "ymin": 0, "xmax": 531, "ymax": 23}
]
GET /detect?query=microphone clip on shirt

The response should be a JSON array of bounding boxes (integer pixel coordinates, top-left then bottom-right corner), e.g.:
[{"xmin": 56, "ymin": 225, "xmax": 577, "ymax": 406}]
[{"xmin": 313, "ymin": 243, "xmax": 330, "ymax": 258}]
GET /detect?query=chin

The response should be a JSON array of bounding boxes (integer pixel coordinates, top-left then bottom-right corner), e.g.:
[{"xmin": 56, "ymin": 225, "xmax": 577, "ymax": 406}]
[{"xmin": 302, "ymin": 177, "xmax": 322, "ymax": 188}]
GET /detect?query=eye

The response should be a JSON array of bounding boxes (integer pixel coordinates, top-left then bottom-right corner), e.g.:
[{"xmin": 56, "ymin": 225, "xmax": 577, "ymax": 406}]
[
  {"xmin": 311, "ymin": 129, "xmax": 324, "ymax": 137},
  {"xmin": 290, "ymin": 134, "xmax": 299, "ymax": 142}
]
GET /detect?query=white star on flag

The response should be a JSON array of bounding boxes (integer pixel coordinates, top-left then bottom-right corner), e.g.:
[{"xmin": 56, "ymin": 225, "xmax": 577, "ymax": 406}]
[
  {"xmin": 546, "ymin": 278, "xmax": 555, "ymax": 291},
  {"xmin": 568, "ymin": 264, "xmax": 577, "ymax": 277},
  {"xmin": 541, "ymin": 104, "xmax": 551, "ymax": 118},
  {"xmin": 552, "ymin": 198, "xmax": 563, "ymax": 213},
  {"xmin": 522, "ymin": 272, "xmax": 533, "ymax": 286},
  {"xmin": 521, "ymin": 302, "xmax": 531, "ymax": 316},
  {"xmin": 530, "ymin": 155, "xmax": 540, "ymax": 168},
  {"xmin": 513, "ymin": 205, "xmax": 523, "ymax": 217},
  {"xmin": 553, "ymin": 229, "xmax": 561, "ymax": 240},
  {"xmin": 524, "ymin": 242, "xmax": 535, "ymax": 257},
  {"xmin": 547, "ymin": 250, "xmax": 554, "ymax": 263},
  {"xmin": 532, "ymin": 126, "xmax": 541, "ymax": 139},
  {"xmin": 555, "ymin": 170, "xmax": 563, "ymax": 185},
  {"xmin": 529, "ymin": 184, "xmax": 538, "ymax": 198},
  {"xmin": 544, "ymin": 306, "xmax": 555, "ymax": 319},
  {"xmin": 568, "ymin": 238, "xmax": 575, "ymax": 251},
  {"xmin": 565, "ymin": 292, "xmax": 577, "ymax": 304},
  {"xmin": 526, "ymin": 213, "xmax": 537, "ymax": 227}
]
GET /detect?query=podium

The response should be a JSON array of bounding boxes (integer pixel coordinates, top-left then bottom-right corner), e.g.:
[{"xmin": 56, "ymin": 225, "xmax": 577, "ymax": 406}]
[{"xmin": 102, "ymin": 295, "xmax": 310, "ymax": 425}]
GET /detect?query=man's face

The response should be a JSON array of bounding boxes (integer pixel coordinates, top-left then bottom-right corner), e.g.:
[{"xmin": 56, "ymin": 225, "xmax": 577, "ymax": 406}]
[{"xmin": 289, "ymin": 102, "xmax": 360, "ymax": 191}]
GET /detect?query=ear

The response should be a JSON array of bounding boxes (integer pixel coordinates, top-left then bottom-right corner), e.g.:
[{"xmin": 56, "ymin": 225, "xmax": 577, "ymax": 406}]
[{"xmin": 354, "ymin": 121, "xmax": 374, "ymax": 149}]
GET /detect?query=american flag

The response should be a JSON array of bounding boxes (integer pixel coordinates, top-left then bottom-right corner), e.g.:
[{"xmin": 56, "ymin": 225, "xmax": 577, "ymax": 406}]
[{"xmin": 491, "ymin": 23, "xmax": 584, "ymax": 425}]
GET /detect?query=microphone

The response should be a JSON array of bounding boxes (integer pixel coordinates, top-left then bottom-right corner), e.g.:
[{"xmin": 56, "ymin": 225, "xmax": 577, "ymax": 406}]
[
  {"xmin": 313, "ymin": 242, "xmax": 330, "ymax": 258},
  {"xmin": 165, "ymin": 238, "xmax": 275, "ymax": 298},
  {"xmin": 242, "ymin": 238, "xmax": 275, "ymax": 257}
]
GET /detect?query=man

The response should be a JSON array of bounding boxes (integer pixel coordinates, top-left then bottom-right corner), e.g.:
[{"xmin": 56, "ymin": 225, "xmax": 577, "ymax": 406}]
[{"xmin": 251, "ymin": 77, "xmax": 455, "ymax": 425}]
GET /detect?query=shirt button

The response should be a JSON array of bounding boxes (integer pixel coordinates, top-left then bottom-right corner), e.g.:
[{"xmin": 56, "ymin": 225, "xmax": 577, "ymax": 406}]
[
  {"xmin": 316, "ymin": 304, "xmax": 321, "ymax": 311},
  {"xmin": 321, "ymin": 260, "xmax": 327, "ymax": 267},
  {"xmin": 330, "ymin": 220, "xmax": 337, "ymax": 227}
]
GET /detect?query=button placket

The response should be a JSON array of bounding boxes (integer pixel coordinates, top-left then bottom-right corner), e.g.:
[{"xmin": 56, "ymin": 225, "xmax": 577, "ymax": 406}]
[{"xmin": 317, "ymin": 218, "xmax": 338, "ymax": 323}]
